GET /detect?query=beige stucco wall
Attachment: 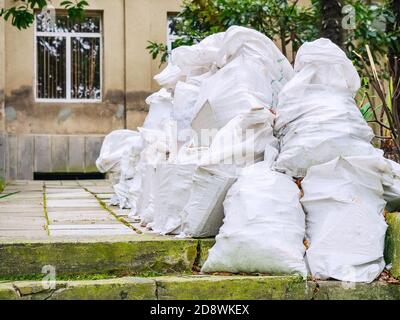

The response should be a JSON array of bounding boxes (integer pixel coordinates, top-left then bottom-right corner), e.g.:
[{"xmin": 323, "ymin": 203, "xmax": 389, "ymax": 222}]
[
  {"xmin": 3, "ymin": 0, "xmax": 181, "ymax": 135},
  {"xmin": 125, "ymin": 0, "xmax": 181, "ymax": 128},
  {"xmin": 0, "ymin": 0, "xmax": 5, "ymax": 133}
]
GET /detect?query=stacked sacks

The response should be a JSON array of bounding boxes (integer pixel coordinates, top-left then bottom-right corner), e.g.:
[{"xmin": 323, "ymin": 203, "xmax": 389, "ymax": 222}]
[
  {"xmin": 137, "ymin": 26, "xmax": 291, "ymax": 236},
  {"xmin": 272, "ymin": 39, "xmax": 391, "ymax": 282},
  {"xmin": 177, "ymin": 108, "xmax": 277, "ymax": 238},
  {"xmin": 202, "ymin": 38, "xmax": 395, "ymax": 282},
  {"xmin": 274, "ymin": 38, "xmax": 378, "ymax": 178}
]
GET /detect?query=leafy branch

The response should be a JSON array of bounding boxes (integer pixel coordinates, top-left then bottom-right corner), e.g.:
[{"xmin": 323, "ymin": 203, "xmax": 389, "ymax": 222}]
[{"xmin": 0, "ymin": 0, "xmax": 89, "ymax": 30}]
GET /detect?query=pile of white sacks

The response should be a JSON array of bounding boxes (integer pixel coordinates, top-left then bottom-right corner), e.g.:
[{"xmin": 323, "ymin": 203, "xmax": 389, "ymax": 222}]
[{"xmin": 97, "ymin": 26, "xmax": 400, "ymax": 283}]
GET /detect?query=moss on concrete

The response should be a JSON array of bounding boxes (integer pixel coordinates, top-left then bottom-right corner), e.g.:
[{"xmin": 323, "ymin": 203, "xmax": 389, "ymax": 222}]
[
  {"xmin": 197, "ymin": 239, "xmax": 215, "ymax": 268},
  {"xmin": 0, "ymin": 240, "xmax": 199, "ymax": 278},
  {"xmin": 385, "ymin": 212, "xmax": 400, "ymax": 279},
  {"xmin": 0, "ymin": 177, "xmax": 5, "ymax": 193},
  {"xmin": 0, "ymin": 284, "xmax": 19, "ymax": 300},
  {"xmin": 0, "ymin": 278, "xmax": 156, "ymax": 300},
  {"xmin": 2, "ymin": 276, "xmax": 400, "ymax": 300},
  {"xmin": 314, "ymin": 281, "xmax": 400, "ymax": 300},
  {"xmin": 155, "ymin": 275, "xmax": 313, "ymax": 300},
  {"xmin": 51, "ymin": 278, "xmax": 156, "ymax": 300}
]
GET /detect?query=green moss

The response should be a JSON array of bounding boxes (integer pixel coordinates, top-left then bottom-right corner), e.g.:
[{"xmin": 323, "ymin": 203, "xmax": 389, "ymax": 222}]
[
  {"xmin": 85, "ymin": 165, "xmax": 100, "ymax": 173},
  {"xmin": 385, "ymin": 212, "xmax": 400, "ymax": 279},
  {"xmin": 197, "ymin": 239, "xmax": 215, "ymax": 268},
  {"xmin": 51, "ymin": 278, "xmax": 156, "ymax": 300},
  {"xmin": 155, "ymin": 275, "xmax": 312, "ymax": 300},
  {"xmin": 0, "ymin": 177, "xmax": 5, "ymax": 193},
  {"xmin": 314, "ymin": 281, "xmax": 400, "ymax": 300},
  {"xmin": 0, "ymin": 278, "xmax": 156, "ymax": 300},
  {"xmin": 0, "ymin": 240, "xmax": 199, "ymax": 278}
]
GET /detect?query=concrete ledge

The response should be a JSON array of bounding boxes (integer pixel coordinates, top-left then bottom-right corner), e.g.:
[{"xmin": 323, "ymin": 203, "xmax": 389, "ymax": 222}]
[
  {"xmin": 1, "ymin": 276, "xmax": 400, "ymax": 300},
  {"xmin": 155, "ymin": 276, "xmax": 313, "ymax": 300},
  {"xmin": 385, "ymin": 212, "xmax": 400, "ymax": 279},
  {"xmin": 0, "ymin": 239, "xmax": 199, "ymax": 278},
  {"xmin": 0, "ymin": 277, "xmax": 156, "ymax": 300}
]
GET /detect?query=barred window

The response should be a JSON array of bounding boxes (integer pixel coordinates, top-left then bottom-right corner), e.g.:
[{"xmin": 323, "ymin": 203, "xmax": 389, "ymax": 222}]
[{"xmin": 35, "ymin": 12, "xmax": 102, "ymax": 101}]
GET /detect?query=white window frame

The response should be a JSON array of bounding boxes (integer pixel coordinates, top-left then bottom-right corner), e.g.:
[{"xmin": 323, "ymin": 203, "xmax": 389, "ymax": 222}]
[
  {"xmin": 166, "ymin": 13, "xmax": 181, "ymax": 61},
  {"xmin": 34, "ymin": 14, "xmax": 103, "ymax": 103}
]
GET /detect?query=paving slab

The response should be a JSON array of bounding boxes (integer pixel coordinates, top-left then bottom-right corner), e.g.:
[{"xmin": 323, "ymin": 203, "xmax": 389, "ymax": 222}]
[{"xmin": 47, "ymin": 199, "xmax": 100, "ymax": 208}]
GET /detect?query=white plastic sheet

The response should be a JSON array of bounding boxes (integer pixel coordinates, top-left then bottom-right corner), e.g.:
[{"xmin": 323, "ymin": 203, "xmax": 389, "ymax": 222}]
[
  {"xmin": 275, "ymin": 38, "xmax": 376, "ymax": 177},
  {"xmin": 301, "ymin": 155, "xmax": 390, "ymax": 283},
  {"xmin": 202, "ymin": 160, "xmax": 307, "ymax": 276}
]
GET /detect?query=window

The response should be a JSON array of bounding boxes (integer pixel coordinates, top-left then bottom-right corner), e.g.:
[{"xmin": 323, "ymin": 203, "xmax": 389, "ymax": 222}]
[
  {"xmin": 167, "ymin": 13, "xmax": 181, "ymax": 59},
  {"xmin": 35, "ymin": 12, "xmax": 102, "ymax": 102}
]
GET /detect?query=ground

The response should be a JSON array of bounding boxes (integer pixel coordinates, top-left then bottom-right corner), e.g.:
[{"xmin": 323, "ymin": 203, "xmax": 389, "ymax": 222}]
[{"xmin": 1, "ymin": 180, "xmax": 400, "ymax": 300}]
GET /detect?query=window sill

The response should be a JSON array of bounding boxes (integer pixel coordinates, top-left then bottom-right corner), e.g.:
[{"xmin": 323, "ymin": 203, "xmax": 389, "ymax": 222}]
[{"xmin": 35, "ymin": 99, "xmax": 103, "ymax": 104}]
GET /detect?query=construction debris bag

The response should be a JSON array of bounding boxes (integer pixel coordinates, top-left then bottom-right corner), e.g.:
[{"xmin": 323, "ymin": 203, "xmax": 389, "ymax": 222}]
[
  {"xmin": 199, "ymin": 108, "xmax": 278, "ymax": 169},
  {"xmin": 112, "ymin": 137, "xmax": 144, "ymax": 209},
  {"xmin": 96, "ymin": 130, "xmax": 142, "ymax": 207},
  {"xmin": 191, "ymin": 26, "xmax": 294, "ymax": 131},
  {"xmin": 126, "ymin": 126, "xmax": 171, "ymax": 219},
  {"xmin": 143, "ymin": 89, "xmax": 173, "ymax": 130},
  {"xmin": 96, "ymin": 130, "xmax": 141, "ymax": 174},
  {"xmin": 217, "ymin": 26, "xmax": 294, "ymax": 105},
  {"xmin": 171, "ymin": 32, "xmax": 225, "ymax": 72},
  {"xmin": 148, "ymin": 163, "xmax": 197, "ymax": 235},
  {"xmin": 154, "ymin": 32, "xmax": 224, "ymax": 90},
  {"xmin": 202, "ymin": 160, "xmax": 307, "ymax": 276},
  {"xmin": 275, "ymin": 38, "xmax": 377, "ymax": 178},
  {"xmin": 301, "ymin": 155, "xmax": 390, "ymax": 283},
  {"xmin": 383, "ymin": 159, "xmax": 400, "ymax": 212},
  {"xmin": 179, "ymin": 167, "xmax": 237, "ymax": 238}
]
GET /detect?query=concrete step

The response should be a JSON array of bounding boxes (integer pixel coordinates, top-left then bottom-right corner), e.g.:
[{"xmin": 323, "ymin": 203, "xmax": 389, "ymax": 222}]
[
  {"xmin": 0, "ymin": 236, "xmax": 214, "ymax": 278},
  {"xmin": 1, "ymin": 275, "xmax": 400, "ymax": 300}
]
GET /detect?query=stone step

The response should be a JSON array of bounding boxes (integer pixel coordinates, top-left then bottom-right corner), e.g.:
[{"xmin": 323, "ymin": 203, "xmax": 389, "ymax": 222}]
[
  {"xmin": 1, "ymin": 275, "xmax": 399, "ymax": 300},
  {"xmin": 0, "ymin": 236, "xmax": 214, "ymax": 278}
]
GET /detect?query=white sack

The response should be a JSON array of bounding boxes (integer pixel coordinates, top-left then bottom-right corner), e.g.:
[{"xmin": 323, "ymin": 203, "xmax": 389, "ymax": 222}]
[
  {"xmin": 217, "ymin": 26, "xmax": 294, "ymax": 101},
  {"xmin": 126, "ymin": 127, "xmax": 171, "ymax": 218},
  {"xmin": 180, "ymin": 167, "xmax": 237, "ymax": 238},
  {"xmin": 154, "ymin": 64, "xmax": 185, "ymax": 89},
  {"xmin": 200, "ymin": 108, "xmax": 278, "ymax": 168},
  {"xmin": 202, "ymin": 161, "xmax": 307, "ymax": 276},
  {"xmin": 113, "ymin": 139, "xmax": 143, "ymax": 209},
  {"xmin": 275, "ymin": 38, "xmax": 376, "ymax": 178},
  {"xmin": 171, "ymin": 32, "xmax": 225, "ymax": 71},
  {"xmin": 173, "ymin": 81, "xmax": 201, "ymax": 140},
  {"xmin": 193, "ymin": 55, "xmax": 276, "ymax": 129},
  {"xmin": 384, "ymin": 159, "xmax": 400, "ymax": 212},
  {"xmin": 148, "ymin": 164, "xmax": 197, "ymax": 235},
  {"xmin": 96, "ymin": 130, "xmax": 140, "ymax": 174},
  {"xmin": 301, "ymin": 155, "xmax": 390, "ymax": 283},
  {"xmin": 143, "ymin": 89, "xmax": 173, "ymax": 130}
]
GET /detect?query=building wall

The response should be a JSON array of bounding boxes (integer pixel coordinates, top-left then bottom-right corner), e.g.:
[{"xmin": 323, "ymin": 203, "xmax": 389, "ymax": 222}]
[
  {"xmin": 2, "ymin": 0, "xmax": 181, "ymax": 180},
  {"xmin": 0, "ymin": 0, "xmax": 6, "ymax": 184}
]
